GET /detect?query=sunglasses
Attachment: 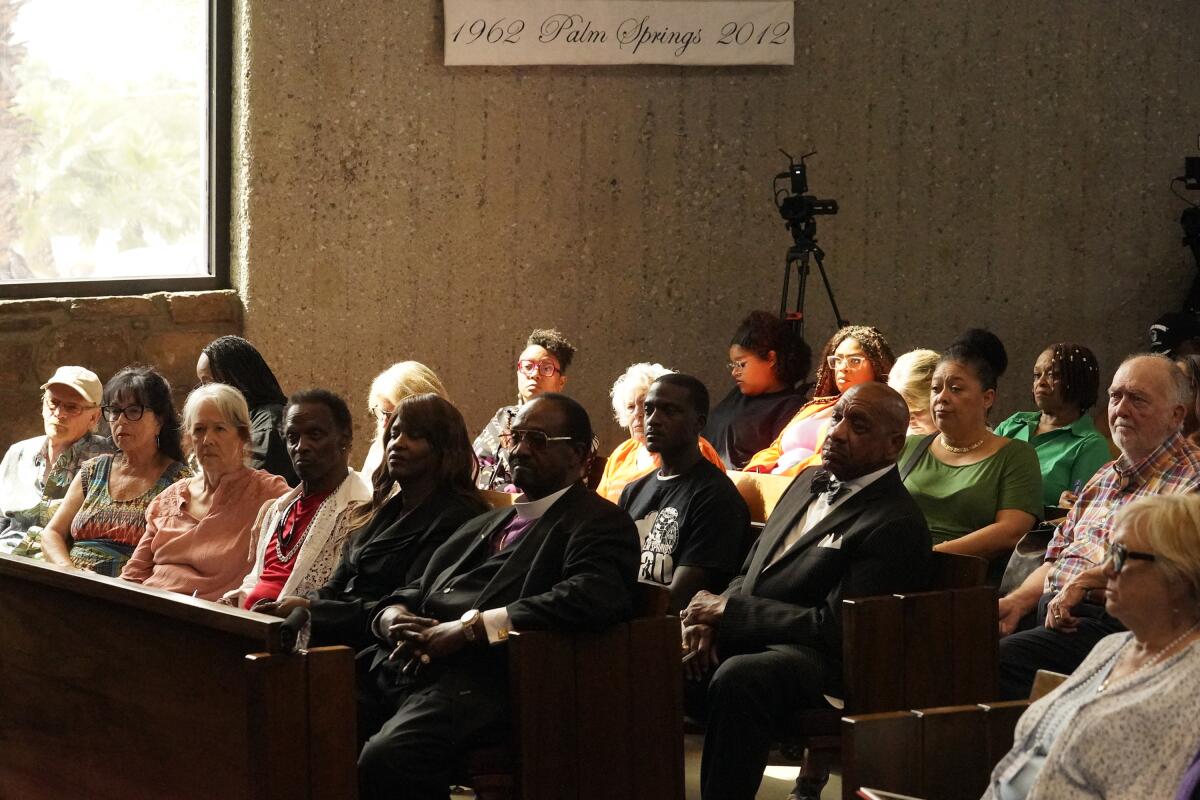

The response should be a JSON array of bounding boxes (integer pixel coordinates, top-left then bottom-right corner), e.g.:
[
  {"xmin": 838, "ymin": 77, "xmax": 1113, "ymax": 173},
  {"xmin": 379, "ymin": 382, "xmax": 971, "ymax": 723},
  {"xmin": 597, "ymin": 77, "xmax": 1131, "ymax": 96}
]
[
  {"xmin": 499, "ymin": 428, "xmax": 574, "ymax": 451},
  {"xmin": 1107, "ymin": 541, "xmax": 1157, "ymax": 575}
]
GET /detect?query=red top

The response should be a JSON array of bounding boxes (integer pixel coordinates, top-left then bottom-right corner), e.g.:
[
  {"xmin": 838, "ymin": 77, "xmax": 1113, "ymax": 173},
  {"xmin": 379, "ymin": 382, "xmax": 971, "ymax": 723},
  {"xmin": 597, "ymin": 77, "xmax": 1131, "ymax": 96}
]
[{"xmin": 243, "ymin": 489, "xmax": 333, "ymax": 610}]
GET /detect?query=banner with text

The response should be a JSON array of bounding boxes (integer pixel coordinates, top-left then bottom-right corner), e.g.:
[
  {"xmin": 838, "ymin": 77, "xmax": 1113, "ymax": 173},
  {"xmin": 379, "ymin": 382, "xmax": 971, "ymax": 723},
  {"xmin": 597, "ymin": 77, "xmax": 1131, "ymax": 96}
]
[{"xmin": 444, "ymin": 0, "xmax": 794, "ymax": 66}]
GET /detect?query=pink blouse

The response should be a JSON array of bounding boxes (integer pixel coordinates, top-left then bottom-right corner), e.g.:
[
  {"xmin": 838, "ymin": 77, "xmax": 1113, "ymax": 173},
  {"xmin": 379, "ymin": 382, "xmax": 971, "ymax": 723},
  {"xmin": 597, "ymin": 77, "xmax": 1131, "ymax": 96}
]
[{"xmin": 120, "ymin": 467, "xmax": 289, "ymax": 601}]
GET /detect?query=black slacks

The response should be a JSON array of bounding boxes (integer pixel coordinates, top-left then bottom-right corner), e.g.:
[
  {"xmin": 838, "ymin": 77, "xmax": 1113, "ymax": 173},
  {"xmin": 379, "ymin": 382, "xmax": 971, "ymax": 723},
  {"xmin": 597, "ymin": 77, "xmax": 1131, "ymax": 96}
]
[
  {"xmin": 685, "ymin": 644, "xmax": 835, "ymax": 800},
  {"xmin": 997, "ymin": 593, "xmax": 1125, "ymax": 700},
  {"xmin": 357, "ymin": 651, "xmax": 509, "ymax": 800}
]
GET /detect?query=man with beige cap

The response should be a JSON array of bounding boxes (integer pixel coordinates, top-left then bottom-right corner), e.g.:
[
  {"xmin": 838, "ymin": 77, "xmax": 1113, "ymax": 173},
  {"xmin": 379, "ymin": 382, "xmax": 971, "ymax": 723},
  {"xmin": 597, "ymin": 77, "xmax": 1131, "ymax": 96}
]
[{"xmin": 0, "ymin": 366, "xmax": 113, "ymax": 555}]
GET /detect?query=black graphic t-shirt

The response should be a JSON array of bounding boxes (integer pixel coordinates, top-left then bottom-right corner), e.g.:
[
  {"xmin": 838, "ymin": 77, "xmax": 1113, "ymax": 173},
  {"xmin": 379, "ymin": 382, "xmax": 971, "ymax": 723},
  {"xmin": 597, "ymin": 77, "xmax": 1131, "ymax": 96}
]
[{"xmin": 618, "ymin": 459, "xmax": 750, "ymax": 587}]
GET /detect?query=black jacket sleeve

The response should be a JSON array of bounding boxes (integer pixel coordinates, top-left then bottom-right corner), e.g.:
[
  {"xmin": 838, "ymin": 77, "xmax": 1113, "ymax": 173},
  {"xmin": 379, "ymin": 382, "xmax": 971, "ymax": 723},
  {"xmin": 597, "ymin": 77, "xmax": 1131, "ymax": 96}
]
[{"xmin": 719, "ymin": 512, "xmax": 931, "ymax": 656}]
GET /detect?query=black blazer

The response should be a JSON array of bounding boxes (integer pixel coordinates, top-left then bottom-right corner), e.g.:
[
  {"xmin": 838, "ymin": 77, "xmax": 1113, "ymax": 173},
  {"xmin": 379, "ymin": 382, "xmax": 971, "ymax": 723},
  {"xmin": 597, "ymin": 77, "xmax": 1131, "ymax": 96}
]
[
  {"xmin": 306, "ymin": 486, "xmax": 487, "ymax": 649},
  {"xmin": 378, "ymin": 482, "xmax": 640, "ymax": 634},
  {"xmin": 720, "ymin": 465, "xmax": 932, "ymax": 665}
]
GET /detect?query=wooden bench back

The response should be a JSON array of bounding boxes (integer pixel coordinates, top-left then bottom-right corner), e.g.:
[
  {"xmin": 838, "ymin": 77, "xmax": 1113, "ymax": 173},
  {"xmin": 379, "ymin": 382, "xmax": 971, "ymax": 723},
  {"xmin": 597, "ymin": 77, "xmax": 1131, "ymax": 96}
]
[
  {"xmin": 842, "ymin": 584, "xmax": 999, "ymax": 715},
  {"xmin": 843, "ymin": 699, "xmax": 1028, "ymax": 800},
  {"xmin": 0, "ymin": 554, "xmax": 356, "ymax": 800},
  {"xmin": 507, "ymin": 616, "xmax": 683, "ymax": 800}
]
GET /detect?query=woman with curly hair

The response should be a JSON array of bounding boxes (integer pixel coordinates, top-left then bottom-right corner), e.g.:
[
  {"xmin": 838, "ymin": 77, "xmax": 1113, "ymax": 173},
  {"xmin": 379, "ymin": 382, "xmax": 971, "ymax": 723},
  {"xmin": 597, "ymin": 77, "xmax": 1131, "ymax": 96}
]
[
  {"xmin": 702, "ymin": 311, "xmax": 812, "ymax": 469},
  {"xmin": 745, "ymin": 324, "xmax": 895, "ymax": 476}
]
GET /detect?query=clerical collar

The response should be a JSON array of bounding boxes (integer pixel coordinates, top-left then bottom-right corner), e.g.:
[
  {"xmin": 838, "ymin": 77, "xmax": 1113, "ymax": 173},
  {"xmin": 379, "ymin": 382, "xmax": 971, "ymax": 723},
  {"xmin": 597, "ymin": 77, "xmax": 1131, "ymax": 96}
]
[{"xmin": 511, "ymin": 483, "xmax": 573, "ymax": 521}]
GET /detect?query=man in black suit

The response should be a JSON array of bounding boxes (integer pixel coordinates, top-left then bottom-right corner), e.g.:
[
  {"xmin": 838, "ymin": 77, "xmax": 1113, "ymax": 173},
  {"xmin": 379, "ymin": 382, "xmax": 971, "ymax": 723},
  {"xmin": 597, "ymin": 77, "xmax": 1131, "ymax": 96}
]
[
  {"xmin": 356, "ymin": 393, "xmax": 640, "ymax": 800},
  {"xmin": 681, "ymin": 382, "xmax": 932, "ymax": 800}
]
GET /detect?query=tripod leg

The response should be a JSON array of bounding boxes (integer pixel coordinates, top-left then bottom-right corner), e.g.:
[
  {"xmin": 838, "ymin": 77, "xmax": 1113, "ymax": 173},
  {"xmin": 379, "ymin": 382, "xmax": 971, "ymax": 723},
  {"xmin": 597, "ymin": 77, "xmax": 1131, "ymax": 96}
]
[{"xmin": 812, "ymin": 248, "xmax": 847, "ymax": 328}]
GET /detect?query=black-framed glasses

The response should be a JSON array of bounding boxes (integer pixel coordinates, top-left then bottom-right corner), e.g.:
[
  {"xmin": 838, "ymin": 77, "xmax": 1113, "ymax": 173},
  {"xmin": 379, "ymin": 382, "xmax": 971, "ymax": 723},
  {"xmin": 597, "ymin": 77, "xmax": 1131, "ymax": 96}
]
[
  {"xmin": 1107, "ymin": 541, "xmax": 1157, "ymax": 574},
  {"xmin": 516, "ymin": 359, "xmax": 560, "ymax": 378},
  {"xmin": 499, "ymin": 429, "xmax": 574, "ymax": 450},
  {"xmin": 102, "ymin": 404, "xmax": 146, "ymax": 422}
]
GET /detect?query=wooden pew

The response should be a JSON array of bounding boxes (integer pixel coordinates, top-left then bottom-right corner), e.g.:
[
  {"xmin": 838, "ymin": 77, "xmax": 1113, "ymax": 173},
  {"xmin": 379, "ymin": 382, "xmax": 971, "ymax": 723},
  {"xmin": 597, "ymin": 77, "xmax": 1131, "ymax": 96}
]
[
  {"xmin": 842, "ymin": 670, "xmax": 1068, "ymax": 800},
  {"xmin": 769, "ymin": 552, "xmax": 996, "ymax": 794},
  {"xmin": 460, "ymin": 584, "xmax": 683, "ymax": 800},
  {"xmin": 0, "ymin": 554, "xmax": 356, "ymax": 800}
]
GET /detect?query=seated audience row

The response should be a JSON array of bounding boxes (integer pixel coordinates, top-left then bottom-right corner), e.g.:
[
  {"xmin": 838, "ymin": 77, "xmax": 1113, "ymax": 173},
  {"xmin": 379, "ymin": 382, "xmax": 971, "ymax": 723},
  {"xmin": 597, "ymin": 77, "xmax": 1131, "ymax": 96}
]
[
  {"xmin": 596, "ymin": 361, "xmax": 724, "ymax": 503},
  {"xmin": 998, "ymin": 353, "xmax": 1200, "ymax": 697},
  {"xmin": 40, "ymin": 366, "xmax": 191, "ymax": 575},
  {"xmin": 10, "ymin": 318, "xmax": 1198, "ymax": 800}
]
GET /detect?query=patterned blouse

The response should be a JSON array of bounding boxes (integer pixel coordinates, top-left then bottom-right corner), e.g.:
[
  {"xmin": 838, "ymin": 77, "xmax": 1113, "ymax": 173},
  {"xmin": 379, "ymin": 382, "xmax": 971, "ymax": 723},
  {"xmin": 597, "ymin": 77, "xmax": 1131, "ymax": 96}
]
[
  {"xmin": 70, "ymin": 455, "xmax": 191, "ymax": 546},
  {"xmin": 474, "ymin": 404, "xmax": 519, "ymax": 491},
  {"xmin": 0, "ymin": 433, "xmax": 113, "ymax": 552}
]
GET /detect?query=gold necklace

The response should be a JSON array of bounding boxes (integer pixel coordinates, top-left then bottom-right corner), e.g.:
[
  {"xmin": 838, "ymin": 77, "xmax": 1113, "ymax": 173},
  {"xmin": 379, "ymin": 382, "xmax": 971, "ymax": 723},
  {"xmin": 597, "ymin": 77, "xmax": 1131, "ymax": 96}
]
[{"xmin": 939, "ymin": 434, "xmax": 985, "ymax": 454}]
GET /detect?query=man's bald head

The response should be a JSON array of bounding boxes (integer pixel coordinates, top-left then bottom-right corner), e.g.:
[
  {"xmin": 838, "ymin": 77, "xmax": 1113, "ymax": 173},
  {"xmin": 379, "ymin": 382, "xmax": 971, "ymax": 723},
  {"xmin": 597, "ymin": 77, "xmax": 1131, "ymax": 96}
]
[{"xmin": 821, "ymin": 382, "xmax": 912, "ymax": 480}]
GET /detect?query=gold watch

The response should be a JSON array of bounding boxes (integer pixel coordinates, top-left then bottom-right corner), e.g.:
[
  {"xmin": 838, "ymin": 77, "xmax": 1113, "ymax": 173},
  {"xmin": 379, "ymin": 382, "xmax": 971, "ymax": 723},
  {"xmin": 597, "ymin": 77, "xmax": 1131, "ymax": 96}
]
[{"xmin": 460, "ymin": 609, "xmax": 482, "ymax": 643}]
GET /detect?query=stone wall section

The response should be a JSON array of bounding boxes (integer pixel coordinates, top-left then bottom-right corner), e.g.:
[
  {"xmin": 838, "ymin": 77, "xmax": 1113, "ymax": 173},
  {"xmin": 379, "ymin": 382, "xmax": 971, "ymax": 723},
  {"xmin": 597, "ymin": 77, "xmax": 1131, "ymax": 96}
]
[{"xmin": 0, "ymin": 291, "xmax": 242, "ymax": 453}]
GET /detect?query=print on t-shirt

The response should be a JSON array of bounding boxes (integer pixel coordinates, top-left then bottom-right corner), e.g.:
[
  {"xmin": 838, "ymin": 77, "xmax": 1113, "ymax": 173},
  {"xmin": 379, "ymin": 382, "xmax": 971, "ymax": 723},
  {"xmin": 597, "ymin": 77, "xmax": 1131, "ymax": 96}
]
[{"xmin": 637, "ymin": 506, "xmax": 681, "ymax": 585}]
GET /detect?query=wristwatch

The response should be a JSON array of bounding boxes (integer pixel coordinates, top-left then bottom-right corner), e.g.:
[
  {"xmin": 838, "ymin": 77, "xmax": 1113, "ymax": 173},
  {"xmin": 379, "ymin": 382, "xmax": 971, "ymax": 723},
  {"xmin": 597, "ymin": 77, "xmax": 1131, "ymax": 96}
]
[{"xmin": 460, "ymin": 609, "xmax": 482, "ymax": 643}]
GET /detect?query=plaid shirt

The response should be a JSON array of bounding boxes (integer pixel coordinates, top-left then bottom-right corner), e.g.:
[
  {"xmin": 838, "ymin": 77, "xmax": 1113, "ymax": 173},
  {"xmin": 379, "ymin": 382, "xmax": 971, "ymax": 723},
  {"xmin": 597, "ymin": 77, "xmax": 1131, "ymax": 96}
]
[{"xmin": 1044, "ymin": 430, "xmax": 1200, "ymax": 593}]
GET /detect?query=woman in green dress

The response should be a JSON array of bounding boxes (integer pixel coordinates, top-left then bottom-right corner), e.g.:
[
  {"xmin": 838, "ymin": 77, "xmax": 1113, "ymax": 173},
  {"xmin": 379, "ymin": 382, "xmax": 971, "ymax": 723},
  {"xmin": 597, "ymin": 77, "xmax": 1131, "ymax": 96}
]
[{"xmin": 899, "ymin": 329, "xmax": 1042, "ymax": 578}]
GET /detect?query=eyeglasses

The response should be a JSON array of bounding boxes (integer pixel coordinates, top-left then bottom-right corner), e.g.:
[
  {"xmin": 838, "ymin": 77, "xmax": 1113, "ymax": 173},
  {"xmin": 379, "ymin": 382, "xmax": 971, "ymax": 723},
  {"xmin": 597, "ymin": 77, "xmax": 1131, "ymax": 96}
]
[
  {"xmin": 727, "ymin": 360, "xmax": 749, "ymax": 373},
  {"xmin": 102, "ymin": 404, "xmax": 146, "ymax": 422},
  {"xmin": 1106, "ymin": 541, "xmax": 1157, "ymax": 575},
  {"xmin": 499, "ymin": 428, "xmax": 574, "ymax": 450},
  {"xmin": 517, "ymin": 359, "xmax": 560, "ymax": 378},
  {"xmin": 827, "ymin": 355, "xmax": 868, "ymax": 370},
  {"xmin": 44, "ymin": 395, "xmax": 95, "ymax": 417}
]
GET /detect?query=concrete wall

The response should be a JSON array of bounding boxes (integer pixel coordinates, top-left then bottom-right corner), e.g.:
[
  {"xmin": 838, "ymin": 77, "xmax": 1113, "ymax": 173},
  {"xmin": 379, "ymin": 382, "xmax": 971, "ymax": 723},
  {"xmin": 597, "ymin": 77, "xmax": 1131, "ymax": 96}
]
[
  {"xmin": 4, "ymin": 2, "xmax": 1196, "ymax": 462},
  {"xmin": 0, "ymin": 292, "xmax": 242, "ymax": 450},
  {"xmin": 233, "ymin": 0, "xmax": 1200, "ymax": 459}
]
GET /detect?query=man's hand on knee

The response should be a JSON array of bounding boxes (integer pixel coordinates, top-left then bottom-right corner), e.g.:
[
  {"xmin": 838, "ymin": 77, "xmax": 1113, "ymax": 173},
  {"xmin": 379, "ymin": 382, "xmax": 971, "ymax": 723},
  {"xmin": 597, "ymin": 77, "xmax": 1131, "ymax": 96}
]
[
  {"xmin": 682, "ymin": 590, "xmax": 727, "ymax": 627},
  {"xmin": 682, "ymin": 623, "xmax": 719, "ymax": 681}
]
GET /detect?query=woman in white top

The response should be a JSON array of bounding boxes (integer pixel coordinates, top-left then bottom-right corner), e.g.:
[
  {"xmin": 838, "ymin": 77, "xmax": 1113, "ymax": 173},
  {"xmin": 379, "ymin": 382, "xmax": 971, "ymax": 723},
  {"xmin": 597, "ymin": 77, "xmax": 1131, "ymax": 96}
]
[
  {"xmin": 360, "ymin": 362, "xmax": 448, "ymax": 478},
  {"xmin": 984, "ymin": 494, "xmax": 1200, "ymax": 799}
]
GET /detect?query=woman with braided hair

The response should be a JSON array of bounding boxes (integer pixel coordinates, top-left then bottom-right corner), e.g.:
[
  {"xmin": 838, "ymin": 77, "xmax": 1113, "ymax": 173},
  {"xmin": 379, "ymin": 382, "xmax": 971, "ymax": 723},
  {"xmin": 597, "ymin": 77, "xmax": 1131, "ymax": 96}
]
[
  {"xmin": 745, "ymin": 324, "xmax": 895, "ymax": 476},
  {"xmin": 196, "ymin": 335, "xmax": 298, "ymax": 486},
  {"xmin": 995, "ymin": 343, "xmax": 1113, "ymax": 508}
]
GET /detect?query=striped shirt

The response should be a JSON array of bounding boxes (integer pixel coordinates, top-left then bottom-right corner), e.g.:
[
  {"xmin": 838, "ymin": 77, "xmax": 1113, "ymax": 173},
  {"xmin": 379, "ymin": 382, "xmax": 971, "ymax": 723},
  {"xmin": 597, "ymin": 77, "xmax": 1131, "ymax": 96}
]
[{"xmin": 1044, "ymin": 431, "xmax": 1200, "ymax": 592}]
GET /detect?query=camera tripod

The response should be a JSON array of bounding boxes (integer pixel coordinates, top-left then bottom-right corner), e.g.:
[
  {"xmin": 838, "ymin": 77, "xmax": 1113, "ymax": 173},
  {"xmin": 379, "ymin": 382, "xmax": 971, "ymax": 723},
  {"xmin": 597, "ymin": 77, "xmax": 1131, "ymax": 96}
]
[{"xmin": 778, "ymin": 217, "xmax": 847, "ymax": 340}]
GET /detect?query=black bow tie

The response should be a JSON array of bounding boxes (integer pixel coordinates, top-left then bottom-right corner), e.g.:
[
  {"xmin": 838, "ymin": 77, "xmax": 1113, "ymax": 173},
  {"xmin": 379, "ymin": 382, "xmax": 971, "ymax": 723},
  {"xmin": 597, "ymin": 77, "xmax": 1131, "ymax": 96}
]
[{"xmin": 810, "ymin": 471, "xmax": 847, "ymax": 502}]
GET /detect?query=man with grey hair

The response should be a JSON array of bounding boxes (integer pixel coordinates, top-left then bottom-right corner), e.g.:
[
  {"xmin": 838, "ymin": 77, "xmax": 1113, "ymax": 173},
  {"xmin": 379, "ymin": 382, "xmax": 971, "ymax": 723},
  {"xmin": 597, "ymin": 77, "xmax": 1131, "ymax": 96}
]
[{"xmin": 997, "ymin": 353, "xmax": 1200, "ymax": 698}]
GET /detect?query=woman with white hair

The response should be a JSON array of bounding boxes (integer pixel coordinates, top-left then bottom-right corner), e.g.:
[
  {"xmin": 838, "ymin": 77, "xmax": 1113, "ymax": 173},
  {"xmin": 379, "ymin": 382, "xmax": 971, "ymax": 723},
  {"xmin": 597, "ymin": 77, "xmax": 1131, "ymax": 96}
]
[
  {"xmin": 120, "ymin": 383, "xmax": 290, "ymax": 600},
  {"xmin": 361, "ymin": 361, "xmax": 448, "ymax": 478},
  {"xmin": 596, "ymin": 362, "xmax": 724, "ymax": 503},
  {"xmin": 984, "ymin": 494, "xmax": 1200, "ymax": 799}
]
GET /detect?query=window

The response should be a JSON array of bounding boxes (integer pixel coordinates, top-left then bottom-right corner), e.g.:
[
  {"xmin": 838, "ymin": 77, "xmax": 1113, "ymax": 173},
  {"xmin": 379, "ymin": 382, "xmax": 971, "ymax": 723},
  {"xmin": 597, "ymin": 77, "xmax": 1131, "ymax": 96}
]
[{"xmin": 0, "ymin": 0, "xmax": 230, "ymax": 298}]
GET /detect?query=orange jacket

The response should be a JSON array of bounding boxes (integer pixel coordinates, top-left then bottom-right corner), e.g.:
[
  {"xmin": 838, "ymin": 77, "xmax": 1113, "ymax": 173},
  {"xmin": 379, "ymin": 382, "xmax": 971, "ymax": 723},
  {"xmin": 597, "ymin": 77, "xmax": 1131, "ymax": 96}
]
[
  {"xmin": 596, "ymin": 437, "xmax": 725, "ymax": 504},
  {"xmin": 743, "ymin": 397, "xmax": 838, "ymax": 476}
]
